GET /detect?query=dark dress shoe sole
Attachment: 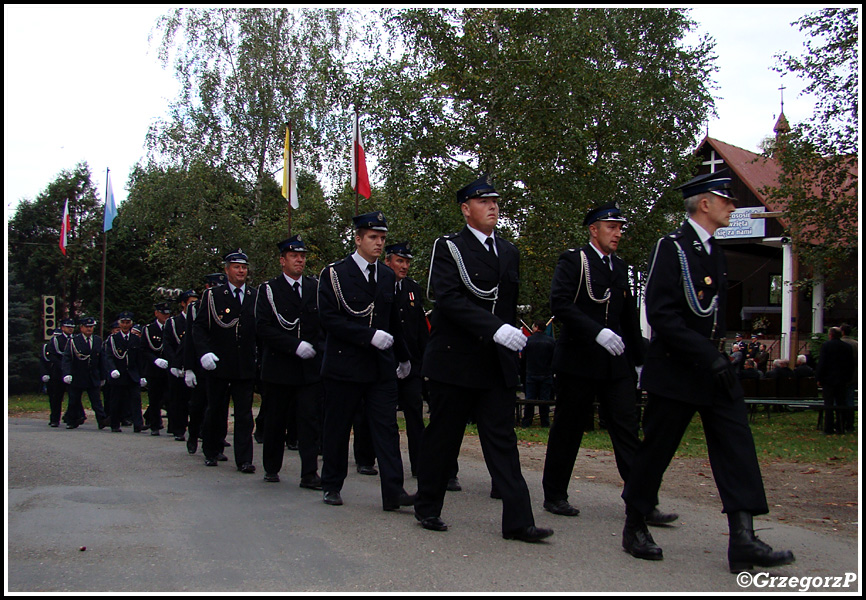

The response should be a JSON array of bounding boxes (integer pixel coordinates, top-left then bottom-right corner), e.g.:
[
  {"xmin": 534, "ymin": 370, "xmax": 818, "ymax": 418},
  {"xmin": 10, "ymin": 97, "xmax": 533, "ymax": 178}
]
[
  {"xmin": 416, "ymin": 516, "xmax": 448, "ymax": 531},
  {"xmin": 216, "ymin": 454, "xmax": 228, "ymax": 461},
  {"xmin": 299, "ymin": 479, "xmax": 323, "ymax": 490},
  {"xmin": 204, "ymin": 459, "xmax": 218, "ymax": 467},
  {"xmin": 503, "ymin": 526, "xmax": 554, "ymax": 543},
  {"xmin": 323, "ymin": 492, "xmax": 343, "ymax": 506},
  {"xmin": 356, "ymin": 466, "xmax": 378, "ymax": 476},
  {"xmin": 49, "ymin": 423, "xmax": 59, "ymax": 428},
  {"xmin": 625, "ymin": 546, "xmax": 665, "ymax": 561},
  {"xmin": 238, "ymin": 464, "xmax": 256, "ymax": 474},
  {"xmin": 264, "ymin": 474, "xmax": 280, "ymax": 483},
  {"xmin": 543, "ymin": 500, "xmax": 580, "ymax": 517}
]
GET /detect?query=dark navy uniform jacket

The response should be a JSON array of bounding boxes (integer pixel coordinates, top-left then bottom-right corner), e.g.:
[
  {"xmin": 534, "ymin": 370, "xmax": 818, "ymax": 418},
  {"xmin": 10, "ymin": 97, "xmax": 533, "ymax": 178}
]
[
  {"xmin": 640, "ymin": 221, "xmax": 740, "ymax": 406},
  {"xmin": 317, "ymin": 256, "xmax": 409, "ymax": 383},
  {"xmin": 394, "ymin": 276, "xmax": 429, "ymax": 379},
  {"xmin": 550, "ymin": 244, "xmax": 643, "ymax": 380},
  {"xmin": 422, "ymin": 226, "xmax": 521, "ymax": 389},
  {"xmin": 103, "ymin": 331, "xmax": 143, "ymax": 384},
  {"xmin": 256, "ymin": 274, "xmax": 324, "ymax": 386},
  {"xmin": 193, "ymin": 284, "xmax": 258, "ymax": 381},
  {"xmin": 62, "ymin": 334, "xmax": 105, "ymax": 389}
]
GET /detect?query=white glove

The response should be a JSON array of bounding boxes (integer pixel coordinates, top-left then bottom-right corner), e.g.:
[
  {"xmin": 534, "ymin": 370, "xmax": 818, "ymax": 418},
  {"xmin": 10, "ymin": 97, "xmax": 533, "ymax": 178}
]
[
  {"xmin": 110, "ymin": 370, "xmax": 121, "ymax": 379},
  {"xmin": 154, "ymin": 358, "xmax": 169, "ymax": 369},
  {"xmin": 42, "ymin": 375, "xmax": 50, "ymax": 382},
  {"xmin": 595, "ymin": 328, "xmax": 625, "ymax": 356},
  {"xmin": 100, "ymin": 380, "xmax": 106, "ymax": 388},
  {"xmin": 185, "ymin": 370, "xmax": 197, "ymax": 389},
  {"xmin": 140, "ymin": 378, "xmax": 148, "ymax": 387},
  {"xmin": 371, "ymin": 330, "xmax": 394, "ymax": 350},
  {"xmin": 493, "ymin": 324, "xmax": 527, "ymax": 352},
  {"xmin": 170, "ymin": 367, "xmax": 183, "ymax": 377},
  {"xmin": 396, "ymin": 361, "xmax": 411, "ymax": 379},
  {"xmin": 295, "ymin": 341, "xmax": 316, "ymax": 360},
  {"xmin": 63, "ymin": 375, "xmax": 73, "ymax": 384},
  {"xmin": 200, "ymin": 352, "xmax": 220, "ymax": 371}
]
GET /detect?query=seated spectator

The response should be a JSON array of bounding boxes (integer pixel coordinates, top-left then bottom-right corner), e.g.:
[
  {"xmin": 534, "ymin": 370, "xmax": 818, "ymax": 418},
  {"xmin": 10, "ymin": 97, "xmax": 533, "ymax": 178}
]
[
  {"xmin": 793, "ymin": 354, "xmax": 815, "ymax": 378},
  {"xmin": 729, "ymin": 342, "xmax": 745, "ymax": 373},
  {"xmin": 755, "ymin": 343, "xmax": 770, "ymax": 373},
  {"xmin": 739, "ymin": 358, "xmax": 763, "ymax": 380},
  {"xmin": 765, "ymin": 358, "xmax": 794, "ymax": 380}
]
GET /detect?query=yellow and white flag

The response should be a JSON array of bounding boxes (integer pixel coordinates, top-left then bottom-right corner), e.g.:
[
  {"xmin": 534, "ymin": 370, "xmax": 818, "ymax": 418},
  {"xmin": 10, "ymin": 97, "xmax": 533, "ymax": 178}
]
[{"xmin": 282, "ymin": 127, "xmax": 299, "ymax": 209}]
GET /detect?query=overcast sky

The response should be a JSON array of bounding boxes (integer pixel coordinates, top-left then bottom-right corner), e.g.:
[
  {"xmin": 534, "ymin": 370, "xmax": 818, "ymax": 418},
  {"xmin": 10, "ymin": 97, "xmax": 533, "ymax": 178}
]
[{"xmin": 4, "ymin": 5, "xmax": 828, "ymax": 218}]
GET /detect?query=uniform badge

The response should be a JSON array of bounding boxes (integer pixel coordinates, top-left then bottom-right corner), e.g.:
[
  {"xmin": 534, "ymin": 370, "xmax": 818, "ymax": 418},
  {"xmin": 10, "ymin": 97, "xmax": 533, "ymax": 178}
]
[
  {"xmin": 704, "ymin": 276, "xmax": 712, "ymax": 285},
  {"xmin": 225, "ymin": 308, "xmax": 231, "ymax": 314},
  {"xmin": 693, "ymin": 240, "xmax": 704, "ymax": 253},
  {"xmin": 698, "ymin": 290, "xmax": 705, "ymax": 300},
  {"xmin": 409, "ymin": 292, "xmax": 415, "ymax": 302}
]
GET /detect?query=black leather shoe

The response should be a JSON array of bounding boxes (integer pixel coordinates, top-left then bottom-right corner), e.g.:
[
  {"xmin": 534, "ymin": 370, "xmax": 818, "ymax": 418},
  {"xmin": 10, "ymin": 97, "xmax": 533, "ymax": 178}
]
[
  {"xmin": 204, "ymin": 457, "xmax": 218, "ymax": 467},
  {"xmin": 134, "ymin": 427, "xmax": 143, "ymax": 433},
  {"xmin": 384, "ymin": 492, "xmax": 417, "ymax": 511},
  {"xmin": 216, "ymin": 453, "xmax": 228, "ymax": 462},
  {"xmin": 98, "ymin": 418, "xmax": 110, "ymax": 430},
  {"xmin": 122, "ymin": 420, "xmax": 133, "ymax": 427},
  {"xmin": 543, "ymin": 499, "xmax": 580, "ymax": 517},
  {"xmin": 646, "ymin": 507, "xmax": 679, "ymax": 526},
  {"xmin": 238, "ymin": 462, "xmax": 256, "ymax": 474},
  {"xmin": 66, "ymin": 423, "xmax": 79, "ymax": 429},
  {"xmin": 323, "ymin": 491, "xmax": 343, "ymax": 506},
  {"xmin": 222, "ymin": 439, "xmax": 231, "ymax": 447},
  {"xmin": 727, "ymin": 511, "xmax": 795, "ymax": 572},
  {"xmin": 187, "ymin": 438, "xmax": 198, "ymax": 455},
  {"xmin": 623, "ymin": 518, "xmax": 663, "ymax": 560},
  {"xmin": 503, "ymin": 526, "xmax": 554, "ymax": 543},
  {"xmin": 415, "ymin": 515, "xmax": 448, "ymax": 531},
  {"xmin": 254, "ymin": 432, "xmax": 264, "ymax": 444},
  {"xmin": 174, "ymin": 434, "xmax": 186, "ymax": 442},
  {"xmin": 151, "ymin": 430, "xmax": 160, "ymax": 436},
  {"xmin": 299, "ymin": 475, "xmax": 323, "ymax": 490},
  {"xmin": 356, "ymin": 465, "xmax": 378, "ymax": 476},
  {"xmin": 446, "ymin": 477, "xmax": 462, "ymax": 492},
  {"xmin": 111, "ymin": 427, "xmax": 122, "ymax": 433},
  {"xmin": 264, "ymin": 473, "xmax": 280, "ymax": 483},
  {"xmin": 49, "ymin": 422, "xmax": 59, "ymax": 428}
]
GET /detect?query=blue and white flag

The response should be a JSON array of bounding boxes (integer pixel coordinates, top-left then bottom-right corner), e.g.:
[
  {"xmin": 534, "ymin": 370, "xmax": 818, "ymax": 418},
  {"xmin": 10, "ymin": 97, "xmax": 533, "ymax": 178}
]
[{"xmin": 104, "ymin": 171, "xmax": 117, "ymax": 232}]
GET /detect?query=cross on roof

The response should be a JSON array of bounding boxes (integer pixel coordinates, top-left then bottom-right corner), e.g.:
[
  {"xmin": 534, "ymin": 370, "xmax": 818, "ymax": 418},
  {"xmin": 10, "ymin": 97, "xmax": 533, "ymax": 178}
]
[{"xmin": 702, "ymin": 149, "xmax": 725, "ymax": 173}]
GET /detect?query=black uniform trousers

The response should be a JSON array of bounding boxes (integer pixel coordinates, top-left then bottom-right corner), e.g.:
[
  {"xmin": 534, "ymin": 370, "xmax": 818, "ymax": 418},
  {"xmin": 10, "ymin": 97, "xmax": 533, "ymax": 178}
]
[
  {"xmin": 187, "ymin": 372, "xmax": 209, "ymax": 442},
  {"xmin": 168, "ymin": 375, "xmax": 190, "ymax": 436},
  {"xmin": 543, "ymin": 373, "xmax": 640, "ymax": 502},
  {"xmin": 146, "ymin": 372, "xmax": 169, "ymax": 432},
  {"xmin": 397, "ymin": 375, "xmax": 425, "ymax": 476},
  {"xmin": 47, "ymin": 379, "xmax": 67, "ymax": 425},
  {"xmin": 107, "ymin": 382, "xmax": 143, "ymax": 430},
  {"xmin": 321, "ymin": 378, "xmax": 405, "ymax": 506},
  {"xmin": 202, "ymin": 376, "xmax": 254, "ymax": 467},
  {"xmin": 622, "ymin": 391, "xmax": 769, "ymax": 516},
  {"xmin": 415, "ymin": 380, "xmax": 534, "ymax": 533},
  {"xmin": 65, "ymin": 386, "xmax": 107, "ymax": 424},
  {"xmin": 262, "ymin": 380, "xmax": 322, "ymax": 478}
]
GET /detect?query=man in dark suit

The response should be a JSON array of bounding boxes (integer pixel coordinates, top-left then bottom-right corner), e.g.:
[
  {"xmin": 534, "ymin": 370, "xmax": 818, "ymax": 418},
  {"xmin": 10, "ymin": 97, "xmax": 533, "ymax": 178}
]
[
  {"xmin": 520, "ymin": 320, "xmax": 555, "ymax": 428},
  {"xmin": 317, "ymin": 212, "xmax": 415, "ymax": 511},
  {"xmin": 194, "ymin": 250, "xmax": 258, "ymax": 473},
  {"xmin": 44, "ymin": 318, "xmax": 75, "ymax": 427},
  {"xmin": 413, "ymin": 174, "xmax": 552, "ymax": 543},
  {"xmin": 384, "ymin": 241, "xmax": 429, "ymax": 477},
  {"xmin": 164, "ymin": 290, "xmax": 198, "ymax": 441},
  {"xmin": 183, "ymin": 274, "xmax": 226, "ymax": 455},
  {"xmin": 103, "ymin": 311, "xmax": 146, "ymax": 432},
  {"xmin": 256, "ymin": 235, "xmax": 324, "ymax": 488},
  {"xmin": 541, "ymin": 202, "xmax": 675, "ymax": 525},
  {"xmin": 61, "ymin": 316, "xmax": 109, "ymax": 430},
  {"xmin": 816, "ymin": 327, "xmax": 855, "ymax": 434},
  {"xmin": 621, "ymin": 169, "xmax": 794, "ymax": 572},
  {"xmin": 142, "ymin": 303, "xmax": 173, "ymax": 435}
]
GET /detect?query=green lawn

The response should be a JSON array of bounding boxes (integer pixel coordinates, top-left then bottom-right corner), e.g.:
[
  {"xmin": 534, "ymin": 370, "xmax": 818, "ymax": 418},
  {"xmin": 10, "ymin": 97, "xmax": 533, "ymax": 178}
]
[{"xmin": 10, "ymin": 393, "xmax": 856, "ymax": 465}]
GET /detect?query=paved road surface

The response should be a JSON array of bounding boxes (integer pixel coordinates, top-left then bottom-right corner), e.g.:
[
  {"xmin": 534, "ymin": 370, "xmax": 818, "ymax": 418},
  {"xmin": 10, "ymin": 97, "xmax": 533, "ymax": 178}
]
[{"xmin": 6, "ymin": 415, "xmax": 860, "ymax": 593}]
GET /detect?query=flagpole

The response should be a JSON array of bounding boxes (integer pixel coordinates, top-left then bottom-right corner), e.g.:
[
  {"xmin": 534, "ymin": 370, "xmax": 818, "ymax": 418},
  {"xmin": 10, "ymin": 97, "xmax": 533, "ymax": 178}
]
[
  {"xmin": 354, "ymin": 109, "xmax": 360, "ymax": 216},
  {"xmin": 99, "ymin": 168, "xmax": 109, "ymax": 339},
  {"xmin": 288, "ymin": 122, "xmax": 293, "ymax": 237}
]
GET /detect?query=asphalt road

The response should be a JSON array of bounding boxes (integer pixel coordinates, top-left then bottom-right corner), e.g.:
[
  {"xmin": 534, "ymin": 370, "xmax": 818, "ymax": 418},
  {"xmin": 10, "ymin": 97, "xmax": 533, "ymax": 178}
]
[{"xmin": 6, "ymin": 415, "xmax": 861, "ymax": 593}]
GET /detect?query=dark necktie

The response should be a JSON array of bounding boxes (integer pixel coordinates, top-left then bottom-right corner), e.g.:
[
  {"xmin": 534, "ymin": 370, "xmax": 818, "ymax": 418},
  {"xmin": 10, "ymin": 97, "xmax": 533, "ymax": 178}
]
[
  {"xmin": 234, "ymin": 287, "xmax": 243, "ymax": 306},
  {"xmin": 367, "ymin": 264, "xmax": 376, "ymax": 292},
  {"xmin": 485, "ymin": 237, "xmax": 496, "ymax": 256},
  {"xmin": 707, "ymin": 236, "xmax": 716, "ymax": 255},
  {"xmin": 292, "ymin": 281, "xmax": 301, "ymax": 299},
  {"xmin": 602, "ymin": 255, "xmax": 611, "ymax": 270}
]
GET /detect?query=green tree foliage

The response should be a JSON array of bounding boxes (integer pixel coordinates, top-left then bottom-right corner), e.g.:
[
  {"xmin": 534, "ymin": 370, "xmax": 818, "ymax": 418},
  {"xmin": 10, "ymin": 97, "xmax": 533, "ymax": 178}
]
[
  {"xmin": 766, "ymin": 8, "xmax": 858, "ymax": 305},
  {"xmin": 360, "ymin": 8, "xmax": 717, "ymax": 317},
  {"xmin": 147, "ymin": 8, "xmax": 353, "ymax": 210},
  {"xmin": 8, "ymin": 269, "xmax": 43, "ymax": 394},
  {"xmin": 7, "ymin": 162, "xmax": 105, "ymax": 322}
]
